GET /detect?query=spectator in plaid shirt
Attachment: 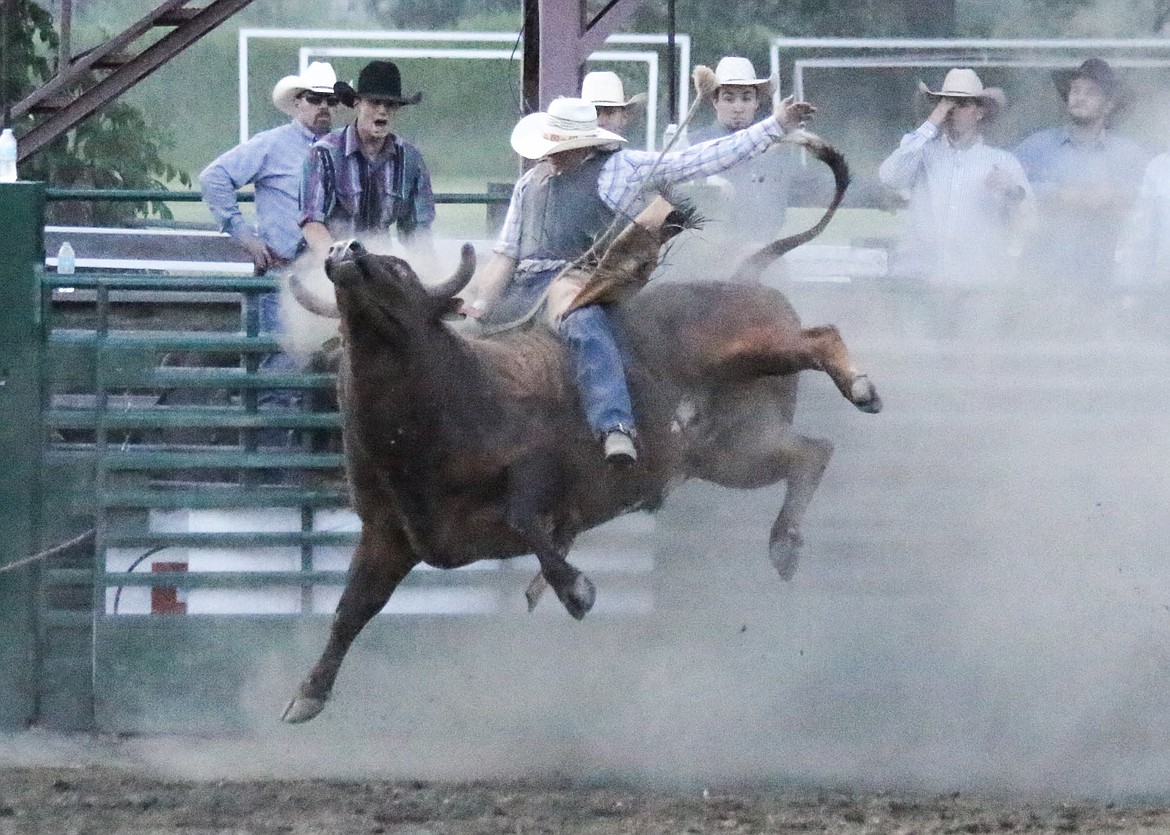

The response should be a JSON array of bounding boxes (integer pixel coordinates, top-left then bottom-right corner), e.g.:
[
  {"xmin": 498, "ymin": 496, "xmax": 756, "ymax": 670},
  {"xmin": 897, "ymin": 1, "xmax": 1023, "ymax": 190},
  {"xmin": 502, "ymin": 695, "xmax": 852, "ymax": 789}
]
[
  {"xmin": 300, "ymin": 61, "xmax": 435, "ymax": 256},
  {"xmin": 462, "ymin": 93, "xmax": 814, "ymax": 465}
]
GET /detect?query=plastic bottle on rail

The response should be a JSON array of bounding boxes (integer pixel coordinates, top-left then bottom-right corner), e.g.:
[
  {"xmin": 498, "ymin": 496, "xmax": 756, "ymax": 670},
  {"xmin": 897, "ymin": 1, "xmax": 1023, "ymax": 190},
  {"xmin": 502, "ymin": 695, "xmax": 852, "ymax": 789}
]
[
  {"xmin": 57, "ymin": 242, "xmax": 76, "ymax": 275},
  {"xmin": 0, "ymin": 129, "xmax": 17, "ymax": 183}
]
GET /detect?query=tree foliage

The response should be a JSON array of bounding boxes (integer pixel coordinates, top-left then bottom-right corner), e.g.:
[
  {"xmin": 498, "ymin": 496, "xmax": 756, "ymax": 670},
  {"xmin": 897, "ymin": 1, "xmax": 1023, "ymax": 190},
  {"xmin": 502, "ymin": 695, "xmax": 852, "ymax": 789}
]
[{"xmin": 2, "ymin": 0, "xmax": 191, "ymax": 223}]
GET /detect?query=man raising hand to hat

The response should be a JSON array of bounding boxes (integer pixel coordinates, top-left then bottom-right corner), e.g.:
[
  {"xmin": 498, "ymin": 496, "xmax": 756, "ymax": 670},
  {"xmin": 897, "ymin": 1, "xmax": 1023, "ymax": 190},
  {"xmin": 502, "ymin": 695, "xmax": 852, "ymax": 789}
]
[
  {"xmin": 300, "ymin": 60, "xmax": 435, "ymax": 256},
  {"xmin": 879, "ymin": 68, "xmax": 1032, "ymax": 287},
  {"xmin": 463, "ymin": 87, "xmax": 814, "ymax": 466},
  {"xmin": 200, "ymin": 61, "xmax": 340, "ymax": 274}
]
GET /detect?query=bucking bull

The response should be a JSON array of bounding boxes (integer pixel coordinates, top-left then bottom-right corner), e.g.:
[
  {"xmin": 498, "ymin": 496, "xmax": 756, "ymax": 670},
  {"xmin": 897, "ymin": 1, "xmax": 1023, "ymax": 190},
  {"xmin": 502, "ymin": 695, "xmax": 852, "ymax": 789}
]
[{"xmin": 281, "ymin": 131, "xmax": 881, "ymax": 724}]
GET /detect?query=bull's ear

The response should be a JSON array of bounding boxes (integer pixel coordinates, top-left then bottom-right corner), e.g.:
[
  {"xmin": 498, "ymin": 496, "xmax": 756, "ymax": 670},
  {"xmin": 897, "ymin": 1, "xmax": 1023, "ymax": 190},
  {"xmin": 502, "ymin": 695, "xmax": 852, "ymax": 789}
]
[{"xmin": 434, "ymin": 296, "xmax": 465, "ymax": 321}]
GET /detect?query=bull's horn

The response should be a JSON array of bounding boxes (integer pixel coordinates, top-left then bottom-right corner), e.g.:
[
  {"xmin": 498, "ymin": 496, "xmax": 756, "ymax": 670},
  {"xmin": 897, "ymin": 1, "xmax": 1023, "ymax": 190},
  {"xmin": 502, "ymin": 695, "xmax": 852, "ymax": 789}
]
[
  {"xmin": 427, "ymin": 243, "xmax": 477, "ymax": 299},
  {"xmin": 288, "ymin": 272, "xmax": 340, "ymax": 318}
]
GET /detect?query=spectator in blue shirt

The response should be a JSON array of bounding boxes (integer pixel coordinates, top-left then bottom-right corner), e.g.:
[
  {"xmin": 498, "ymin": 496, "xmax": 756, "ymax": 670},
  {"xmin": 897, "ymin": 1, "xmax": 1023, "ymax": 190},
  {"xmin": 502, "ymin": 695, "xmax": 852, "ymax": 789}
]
[
  {"xmin": 200, "ymin": 61, "xmax": 340, "ymax": 275},
  {"xmin": 1013, "ymin": 58, "xmax": 1148, "ymax": 295},
  {"xmin": 199, "ymin": 63, "xmax": 341, "ymax": 445},
  {"xmin": 681, "ymin": 56, "xmax": 832, "ymax": 284}
]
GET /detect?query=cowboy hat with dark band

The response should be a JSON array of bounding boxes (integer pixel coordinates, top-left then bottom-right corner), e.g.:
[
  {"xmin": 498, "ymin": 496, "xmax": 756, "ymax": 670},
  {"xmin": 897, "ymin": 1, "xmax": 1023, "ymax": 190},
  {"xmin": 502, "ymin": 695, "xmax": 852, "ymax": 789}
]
[
  {"xmin": 1052, "ymin": 58, "xmax": 1124, "ymax": 101},
  {"xmin": 334, "ymin": 60, "xmax": 423, "ymax": 108}
]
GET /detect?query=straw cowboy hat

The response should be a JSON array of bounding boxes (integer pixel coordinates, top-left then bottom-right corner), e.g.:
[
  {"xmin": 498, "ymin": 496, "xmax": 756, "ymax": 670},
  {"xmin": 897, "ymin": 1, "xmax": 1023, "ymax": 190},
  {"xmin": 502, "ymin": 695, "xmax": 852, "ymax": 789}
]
[
  {"xmin": 581, "ymin": 71, "xmax": 648, "ymax": 111},
  {"xmin": 334, "ymin": 60, "xmax": 423, "ymax": 108},
  {"xmin": 1052, "ymin": 57, "xmax": 1127, "ymax": 101},
  {"xmin": 510, "ymin": 97, "xmax": 627, "ymax": 160},
  {"xmin": 711, "ymin": 56, "xmax": 776, "ymax": 99},
  {"xmin": 272, "ymin": 61, "xmax": 339, "ymax": 116},
  {"xmin": 918, "ymin": 68, "xmax": 1007, "ymax": 114}
]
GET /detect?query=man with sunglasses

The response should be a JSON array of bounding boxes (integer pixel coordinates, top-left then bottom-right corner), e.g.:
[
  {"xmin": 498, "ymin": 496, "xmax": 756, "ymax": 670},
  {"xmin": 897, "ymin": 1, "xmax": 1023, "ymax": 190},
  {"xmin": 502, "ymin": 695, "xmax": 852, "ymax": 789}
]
[
  {"xmin": 200, "ymin": 62, "xmax": 342, "ymax": 456},
  {"xmin": 200, "ymin": 61, "xmax": 340, "ymax": 275},
  {"xmin": 300, "ymin": 60, "xmax": 435, "ymax": 256}
]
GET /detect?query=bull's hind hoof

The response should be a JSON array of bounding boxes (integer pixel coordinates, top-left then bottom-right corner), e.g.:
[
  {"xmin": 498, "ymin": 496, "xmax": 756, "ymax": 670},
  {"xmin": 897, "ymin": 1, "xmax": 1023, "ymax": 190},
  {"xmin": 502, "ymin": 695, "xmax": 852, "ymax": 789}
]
[
  {"xmin": 557, "ymin": 574, "xmax": 596, "ymax": 620},
  {"xmin": 769, "ymin": 526, "xmax": 803, "ymax": 581},
  {"xmin": 850, "ymin": 374, "xmax": 882, "ymax": 414},
  {"xmin": 281, "ymin": 693, "xmax": 327, "ymax": 724}
]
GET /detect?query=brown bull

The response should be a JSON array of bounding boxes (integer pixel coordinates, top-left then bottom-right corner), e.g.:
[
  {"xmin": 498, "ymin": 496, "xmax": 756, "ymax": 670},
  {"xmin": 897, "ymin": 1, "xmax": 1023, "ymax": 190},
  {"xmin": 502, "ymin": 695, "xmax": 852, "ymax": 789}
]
[{"xmin": 282, "ymin": 135, "xmax": 881, "ymax": 724}]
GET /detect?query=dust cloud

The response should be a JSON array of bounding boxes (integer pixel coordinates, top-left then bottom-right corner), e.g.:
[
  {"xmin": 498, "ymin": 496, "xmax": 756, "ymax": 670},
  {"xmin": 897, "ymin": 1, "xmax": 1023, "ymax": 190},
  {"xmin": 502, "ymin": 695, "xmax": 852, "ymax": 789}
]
[
  {"xmin": 12, "ymin": 13, "xmax": 1170, "ymax": 805},
  {"xmin": 17, "ymin": 247, "xmax": 1170, "ymax": 800}
]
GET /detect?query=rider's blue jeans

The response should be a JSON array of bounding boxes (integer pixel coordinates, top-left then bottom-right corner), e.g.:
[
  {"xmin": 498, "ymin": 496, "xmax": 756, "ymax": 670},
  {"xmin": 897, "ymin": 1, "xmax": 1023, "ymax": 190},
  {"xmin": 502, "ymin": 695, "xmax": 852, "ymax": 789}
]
[
  {"xmin": 558, "ymin": 304, "xmax": 635, "ymax": 438},
  {"xmin": 487, "ymin": 264, "xmax": 635, "ymax": 439}
]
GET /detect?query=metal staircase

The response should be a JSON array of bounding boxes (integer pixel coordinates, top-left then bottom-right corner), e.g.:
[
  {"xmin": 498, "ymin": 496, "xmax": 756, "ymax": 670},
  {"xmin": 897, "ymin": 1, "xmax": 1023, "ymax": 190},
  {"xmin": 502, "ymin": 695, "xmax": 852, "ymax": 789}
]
[{"xmin": 13, "ymin": 0, "xmax": 258, "ymax": 163}]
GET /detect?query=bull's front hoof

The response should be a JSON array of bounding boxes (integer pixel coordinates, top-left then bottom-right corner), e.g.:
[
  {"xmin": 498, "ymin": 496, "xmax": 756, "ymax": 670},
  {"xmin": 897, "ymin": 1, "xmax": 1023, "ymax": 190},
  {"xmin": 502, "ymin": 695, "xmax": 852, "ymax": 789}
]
[
  {"xmin": 850, "ymin": 375, "xmax": 882, "ymax": 414},
  {"xmin": 769, "ymin": 527, "xmax": 803, "ymax": 581},
  {"xmin": 281, "ymin": 693, "xmax": 327, "ymax": 724},
  {"xmin": 557, "ymin": 573, "xmax": 596, "ymax": 620},
  {"xmin": 524, "ymin": 571, "xmax": 549, "ymax": 612}
]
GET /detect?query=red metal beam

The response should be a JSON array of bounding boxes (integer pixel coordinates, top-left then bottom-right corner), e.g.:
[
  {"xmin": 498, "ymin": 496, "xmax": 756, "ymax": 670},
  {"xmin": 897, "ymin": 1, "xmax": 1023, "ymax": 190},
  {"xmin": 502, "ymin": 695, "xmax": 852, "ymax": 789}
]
[{"xmin": 524, "ymin": 0, "xmax": 650, "ymax": 111}]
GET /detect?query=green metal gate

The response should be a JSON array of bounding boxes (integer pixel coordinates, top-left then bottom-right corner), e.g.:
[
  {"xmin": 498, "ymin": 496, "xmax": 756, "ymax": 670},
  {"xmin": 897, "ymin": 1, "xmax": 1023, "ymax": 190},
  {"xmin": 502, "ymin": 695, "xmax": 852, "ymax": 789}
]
[{"xmin": 35, "ymin": 219, "xmax": 352, "ymax": 729}]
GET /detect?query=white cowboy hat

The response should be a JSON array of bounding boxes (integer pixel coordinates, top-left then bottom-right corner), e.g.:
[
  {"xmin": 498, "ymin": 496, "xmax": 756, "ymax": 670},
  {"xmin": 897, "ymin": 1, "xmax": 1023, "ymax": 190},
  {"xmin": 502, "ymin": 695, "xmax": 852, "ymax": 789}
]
[
  {"xmin": 580, "ymin": 71, "xmax": 648, "ymax": 110},
  {"xmin": 918, "ymin": 68, "xmax": 1007, "ymax": 109},
  {"xmin": 711, "ymin": 56, "xmax": 776, "ymax": 99},
  {"xmin": 272, "ymin": 61, "xmax": 340, "ymax": 116},
  {"xmin": 510, "ymin": 97, "xmax": 627, "ymax": 160}
]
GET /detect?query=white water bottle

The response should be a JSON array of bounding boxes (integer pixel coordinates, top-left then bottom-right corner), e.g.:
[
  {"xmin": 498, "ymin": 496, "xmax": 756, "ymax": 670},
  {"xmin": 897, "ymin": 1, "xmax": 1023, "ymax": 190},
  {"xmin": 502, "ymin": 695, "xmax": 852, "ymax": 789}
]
[
  {"xmin": 0, "ymin": 129, "xmax": 16, "ymax": 183},
  {"xmin": 57, "ymin": 241, "xmax": 76, "ymax": 275}
]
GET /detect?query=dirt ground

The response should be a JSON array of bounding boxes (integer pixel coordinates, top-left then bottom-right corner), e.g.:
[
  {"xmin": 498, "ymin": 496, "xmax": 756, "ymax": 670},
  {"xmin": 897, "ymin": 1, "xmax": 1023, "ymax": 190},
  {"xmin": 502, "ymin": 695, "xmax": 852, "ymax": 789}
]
[{"xmin": 1, "ymin": 765, "xmax": 1170, "ymax": 834}]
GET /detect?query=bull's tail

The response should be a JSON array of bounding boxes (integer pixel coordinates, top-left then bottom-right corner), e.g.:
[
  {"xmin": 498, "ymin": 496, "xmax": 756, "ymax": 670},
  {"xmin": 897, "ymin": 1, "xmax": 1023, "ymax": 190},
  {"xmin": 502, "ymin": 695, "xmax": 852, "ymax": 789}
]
[{"xmin": 727, "ymin": 131, "xmax": 850, "ymax": 285}]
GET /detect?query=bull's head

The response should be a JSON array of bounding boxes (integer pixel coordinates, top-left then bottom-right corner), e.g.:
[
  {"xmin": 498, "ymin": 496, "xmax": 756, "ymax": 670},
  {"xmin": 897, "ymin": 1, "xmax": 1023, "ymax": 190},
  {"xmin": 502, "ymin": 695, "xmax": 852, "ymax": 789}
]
[{"xmin": 305, "ymin": 240, "xmax": 476, "ymax": 334}]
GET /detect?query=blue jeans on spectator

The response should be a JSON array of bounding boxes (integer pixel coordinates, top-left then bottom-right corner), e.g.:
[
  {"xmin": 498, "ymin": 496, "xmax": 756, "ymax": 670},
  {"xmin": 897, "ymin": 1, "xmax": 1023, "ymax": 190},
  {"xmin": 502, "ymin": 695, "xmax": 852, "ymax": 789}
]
[{"xmin": 257, "ymin": 289, "xmax": 302, "ymax": 447}]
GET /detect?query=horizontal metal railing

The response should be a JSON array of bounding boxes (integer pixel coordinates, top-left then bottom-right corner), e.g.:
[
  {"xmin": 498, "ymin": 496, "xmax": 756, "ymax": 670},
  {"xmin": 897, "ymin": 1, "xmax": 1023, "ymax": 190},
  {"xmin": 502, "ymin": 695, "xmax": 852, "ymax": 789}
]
[
  {"xmin": 44, "ymin": 188, "xmax": 510, "ymax": 205},
  {"xmin": 39, "ymin": 263, "xmax": 361, "ymax": 617}
]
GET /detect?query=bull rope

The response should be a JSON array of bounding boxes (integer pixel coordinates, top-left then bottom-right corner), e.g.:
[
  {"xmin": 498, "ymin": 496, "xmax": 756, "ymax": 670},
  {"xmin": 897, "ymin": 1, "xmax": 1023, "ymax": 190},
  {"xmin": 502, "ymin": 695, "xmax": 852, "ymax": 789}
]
[{"xmin": 0, "ymin": 528, "xmax": 97, "ymax": 575}]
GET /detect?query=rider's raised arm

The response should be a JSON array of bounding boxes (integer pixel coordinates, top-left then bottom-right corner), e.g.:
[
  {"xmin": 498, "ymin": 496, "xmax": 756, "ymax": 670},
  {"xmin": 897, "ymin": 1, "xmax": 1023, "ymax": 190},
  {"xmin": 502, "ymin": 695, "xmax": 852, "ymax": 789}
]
[{"xmin": 599, "ymin": 113, "xmax": 788, "ymax": 215}]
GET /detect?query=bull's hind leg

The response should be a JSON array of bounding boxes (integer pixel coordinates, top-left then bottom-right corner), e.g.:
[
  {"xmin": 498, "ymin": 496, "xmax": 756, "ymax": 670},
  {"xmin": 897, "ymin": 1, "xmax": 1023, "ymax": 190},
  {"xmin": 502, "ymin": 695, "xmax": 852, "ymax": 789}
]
[
  {"xmin": 686, "ymin": 377, "xmax": 834, "ymax": 581},
  {"xmin": 726, "ymin": 324, "xmax": 881, "ymax": 414},
  {"xmin": 765, "ymin": 430, "xmax": 833, "ymax": 581},
  {"xmin": 800, "ymin": 325, "xmax": 882, "ymax": 413},
  {"xmin": 282, "ymin": 520, "xmax": 418, "ymax": 724}
]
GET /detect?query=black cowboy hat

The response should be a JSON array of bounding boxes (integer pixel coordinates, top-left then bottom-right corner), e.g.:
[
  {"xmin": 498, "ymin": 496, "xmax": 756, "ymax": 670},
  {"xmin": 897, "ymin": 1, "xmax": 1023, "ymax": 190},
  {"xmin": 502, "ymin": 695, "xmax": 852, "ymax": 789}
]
[
  {"xmin": 334, "ymin": 60, "xmax": 423, "ymax": 108},
  {"xmin": 1051, "ymin": 57, "xmax": 1125, "ymax": 101}
]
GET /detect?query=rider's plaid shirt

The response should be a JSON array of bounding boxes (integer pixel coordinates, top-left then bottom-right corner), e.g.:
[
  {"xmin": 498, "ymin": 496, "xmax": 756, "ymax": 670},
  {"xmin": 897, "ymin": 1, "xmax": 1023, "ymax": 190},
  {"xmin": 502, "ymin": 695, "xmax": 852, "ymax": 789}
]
[{"xmin": 494, "ymin": 117, "xmax": 786, "ymax": 260}]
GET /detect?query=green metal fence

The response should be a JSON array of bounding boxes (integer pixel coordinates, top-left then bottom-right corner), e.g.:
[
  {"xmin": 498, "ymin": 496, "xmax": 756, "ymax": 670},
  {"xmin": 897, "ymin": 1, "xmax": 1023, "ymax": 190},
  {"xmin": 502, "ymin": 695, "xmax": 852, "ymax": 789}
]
[{"xmin": 35, "ymin": 262, "xmax": 352, "ymax": 727}]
